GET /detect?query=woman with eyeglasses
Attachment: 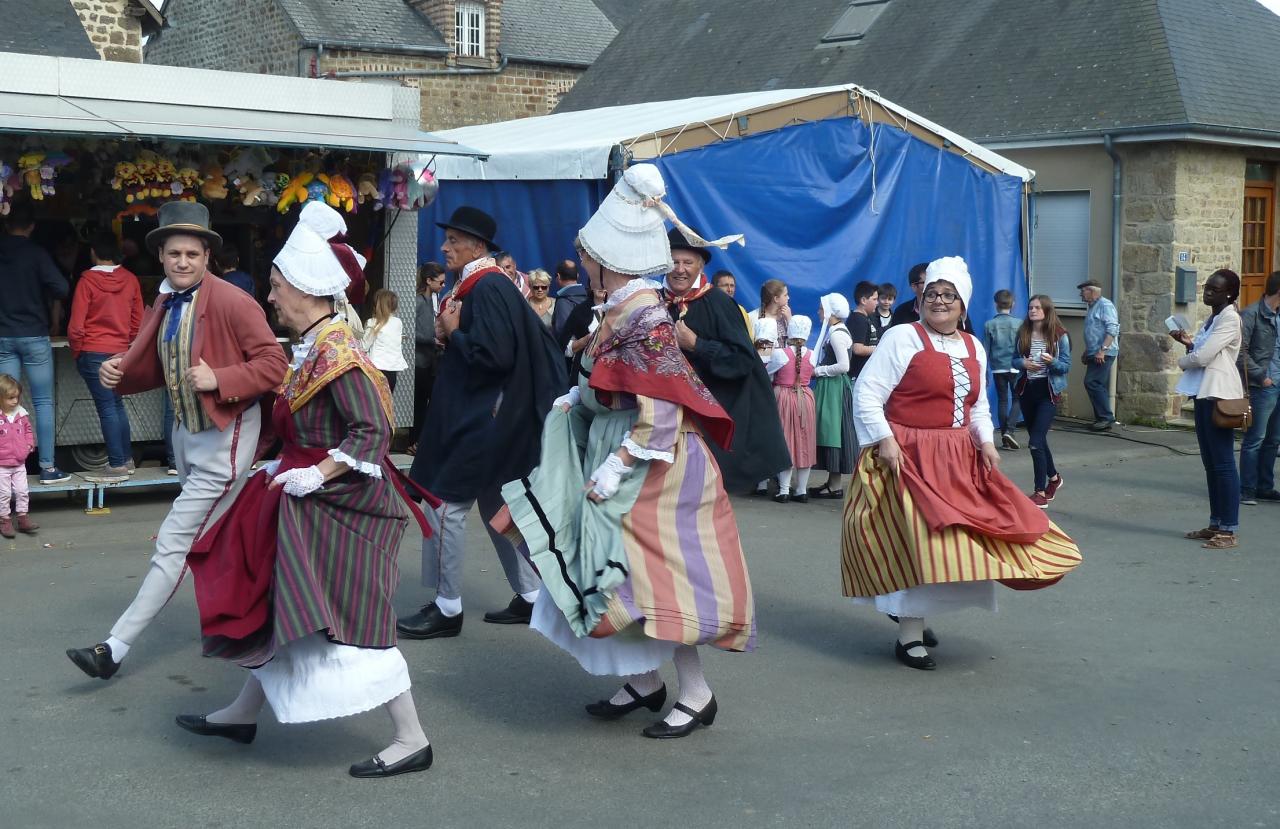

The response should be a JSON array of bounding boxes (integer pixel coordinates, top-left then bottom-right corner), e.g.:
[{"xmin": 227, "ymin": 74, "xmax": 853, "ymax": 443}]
[
  {"xmin": 840, "ymin": 257, "xmax": 1081, "ymax": 671},
  {"xmin": 526, "ymin": 268, "xmax": 556, "ymax": 328},
  {"xmin": 1171, "ymin": 268, "xmax": 1245, "ymax": 549},
  {"xmin": 1013, "ymin": 295, "xmax": 1071, "ymax": 508}
]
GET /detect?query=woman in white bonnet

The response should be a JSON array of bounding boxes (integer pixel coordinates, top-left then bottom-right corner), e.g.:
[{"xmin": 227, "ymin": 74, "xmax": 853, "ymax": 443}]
[{"xmin": 839, "ymin": 256, "xmax": 1082, "ymax": 670}]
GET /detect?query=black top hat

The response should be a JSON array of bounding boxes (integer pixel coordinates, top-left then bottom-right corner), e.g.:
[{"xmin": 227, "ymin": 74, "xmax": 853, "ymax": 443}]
[
  {"xmin": 667, "ymin": 227, "xmax": 712, "ymax": 264},
  {"xmin": 437, "ymin": 206, "xmax": 499, "ymax": 251},
  {"xmin": 145, "ymin": 201, "xmax": 223, "ymax": 253}
]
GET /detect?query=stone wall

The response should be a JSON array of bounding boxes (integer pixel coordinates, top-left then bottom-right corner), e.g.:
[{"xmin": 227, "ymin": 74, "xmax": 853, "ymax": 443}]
[
  {"xmin": 72, "ymin": 0, "xmax": 143, "ymax": 62},
  {"xmin": 144, "ymin": 0, "xmax": 300, "ymax": 76}
]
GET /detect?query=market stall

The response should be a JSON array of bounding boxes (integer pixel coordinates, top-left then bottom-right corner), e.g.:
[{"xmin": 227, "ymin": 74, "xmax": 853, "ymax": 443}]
[{"xmin": 1, "ymin": 53, "xmax": 481, "ymax": 471}]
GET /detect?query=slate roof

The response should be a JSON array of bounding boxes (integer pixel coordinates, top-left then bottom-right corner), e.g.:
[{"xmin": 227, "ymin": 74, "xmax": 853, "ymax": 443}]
[
  {"xmin": 558, "ymin": 0, "xmax": 1280, "ymax": 142},
  {"xmin": 591, "ymin": 0, "xmax": 648, "ymax": 29},
  {"xmin": 275, "ymin": 0, "xmax": 448, "ymax": 53},
  {"xmin": 0, "ymin": 0, "xmax": 100, "ymax": 60},
  {"xmin": 501, "ymin": 0, "xmax": 617, "ymax": 66}
]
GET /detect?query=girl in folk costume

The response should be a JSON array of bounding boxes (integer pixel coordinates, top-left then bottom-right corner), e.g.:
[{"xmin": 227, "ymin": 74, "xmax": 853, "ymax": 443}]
[
  {"xmin": 840, "ymin": 257, "xmax": 1082, "ymax": 671},
  {"xmin": 182, "ymin": 202, "xmax": 440, "ymax": 778},
  {"xmin": 773, "ymin": 315, "xmax": 817, "ymax": 504},
  {"xmin": 809, "ymin": 293, "xmax": 856, "ymax": 499},
  {"xmin": 1013, "ymin": 295, "xmax": 1071, "ymax": 508},
  {"xmin": 498, "ymin": 163, "xmax": 755, "ymax": 739}
]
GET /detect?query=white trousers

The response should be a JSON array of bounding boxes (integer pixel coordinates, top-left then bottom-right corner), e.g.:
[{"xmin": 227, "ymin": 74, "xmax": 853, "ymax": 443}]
[{"xmin": 109, "ymin": 406, "xmax": 260, "ymax": 645}]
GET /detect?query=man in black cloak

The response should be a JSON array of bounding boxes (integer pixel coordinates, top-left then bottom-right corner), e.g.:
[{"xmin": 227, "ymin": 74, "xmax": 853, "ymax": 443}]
[
  {"xmin": 659, "ymin": 228, "xmax": 791, "ymax": 494},
  {"xmin": 399, "ymin": 207, "xmax": 566, "ymax": 639}
]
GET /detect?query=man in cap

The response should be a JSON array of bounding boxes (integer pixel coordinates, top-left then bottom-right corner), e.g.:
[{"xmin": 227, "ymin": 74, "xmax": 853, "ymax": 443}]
[
  {"xmin": 661, "ymin": 228, "xmax": 791, "ymax": 493},
  {"xmin": 66, "ymin": 201, "xmax": 288, "ymax": 680},
  {"xmin": 399, "ymin": 207, "xmax": 566, "ymax": 639},
  {"xmin": 1078, "ymin": 278, "xmax": 1119, "ymax": 431}
]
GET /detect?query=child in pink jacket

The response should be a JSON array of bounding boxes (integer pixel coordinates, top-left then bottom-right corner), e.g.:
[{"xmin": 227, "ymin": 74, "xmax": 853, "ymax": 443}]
[{"xmin": 0, "ymin": 374, "xmax": 38, "ymax": 538}]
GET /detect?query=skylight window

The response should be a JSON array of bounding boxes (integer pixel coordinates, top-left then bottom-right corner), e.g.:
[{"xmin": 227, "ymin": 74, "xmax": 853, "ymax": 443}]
[{"xmin": 821, "ymin": 0, "xmax": 890, "ymax": 43}]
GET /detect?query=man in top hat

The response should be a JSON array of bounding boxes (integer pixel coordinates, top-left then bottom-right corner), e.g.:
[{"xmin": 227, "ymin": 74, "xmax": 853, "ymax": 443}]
[
  {"xmin": 66, "ymin": 201, "xmax": 288, "ymax": 681},
  {"xmin": 661, "ymin": 228, "xmax": 791, "ymax": 493},
  {"xmin": 398, "ymin": 206, "xmax": 566, "ymax": 639}
]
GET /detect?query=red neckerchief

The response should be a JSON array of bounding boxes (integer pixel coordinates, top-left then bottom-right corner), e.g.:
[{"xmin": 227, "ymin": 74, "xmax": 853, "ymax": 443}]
[
  {"xmin": 659, "ymin": 273, "xmax": 714, "ymax": 319},
  {"xmin": 440, "ymin": 264, "xmax": 505, "ymax": 316}
]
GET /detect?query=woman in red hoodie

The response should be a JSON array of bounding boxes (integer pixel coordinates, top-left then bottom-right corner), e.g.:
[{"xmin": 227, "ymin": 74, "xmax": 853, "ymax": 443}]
[{"xmin": 68, "ymin": 232, "xmax": 143, "ymax": 482}]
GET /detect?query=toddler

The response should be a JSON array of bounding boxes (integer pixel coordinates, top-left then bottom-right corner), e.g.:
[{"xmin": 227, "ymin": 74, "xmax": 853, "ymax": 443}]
[{"xmin": 0, "ymin": 374, "xmax": 39, "ymax": 538}]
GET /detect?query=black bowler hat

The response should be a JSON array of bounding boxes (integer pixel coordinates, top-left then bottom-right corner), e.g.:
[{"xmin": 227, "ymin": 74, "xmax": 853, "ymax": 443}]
[
  {"xmin": 145, "ymin": 201, "xmax": 223, "ymax": 253},
  {"xmin": 436, "ymin": 206, "xmax": 498, "ymax": 251},
  {"xmin": 667, "ymin": 227, "xmax": 712, "ymax": 264}
]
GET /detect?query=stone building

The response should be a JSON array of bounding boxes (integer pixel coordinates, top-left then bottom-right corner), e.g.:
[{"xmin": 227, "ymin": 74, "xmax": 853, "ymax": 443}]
[
  {"xmin": 144, "ymin": 0, "xmax": 619, "ymax": 131},
  {"xmin": 1, "ymin": 0, "xmax": 163, "ymax": 62},
  {"xmin": 557, "ymin": 0, "xmax": 1280, "ymax": 422}
]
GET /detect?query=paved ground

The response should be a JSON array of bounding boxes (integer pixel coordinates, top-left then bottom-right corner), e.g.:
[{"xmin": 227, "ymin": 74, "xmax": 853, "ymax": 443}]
[{"xmin": 2, "ymin": 425, "xmax": 1277, "ymax": 829}]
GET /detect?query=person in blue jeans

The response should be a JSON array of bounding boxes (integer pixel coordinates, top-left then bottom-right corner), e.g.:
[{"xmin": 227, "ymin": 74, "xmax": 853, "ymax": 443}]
[
  {"xmin": 1013, "ymin": 294, "xmax": 1071, "ymax": 509},
  {"xmin": 1238, "ymin": 270, "xmax": 1280, "ymax": 505},
  {"xmin": 983, "ymin": 289, "xmax": 1022, "ymax": 450},
  {"xmin": 0, "ymin": 202, "xmax": 71, "ymax": 483},
  {"xmin": 1078, "ymin": 279, "xmax": 1120, "ymax": 431}
]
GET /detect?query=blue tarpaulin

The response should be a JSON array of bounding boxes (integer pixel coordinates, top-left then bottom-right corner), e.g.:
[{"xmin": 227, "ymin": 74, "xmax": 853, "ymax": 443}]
[{"xmin": 421, "ymin": 116, "xmax": 1027, "ymax": 334}]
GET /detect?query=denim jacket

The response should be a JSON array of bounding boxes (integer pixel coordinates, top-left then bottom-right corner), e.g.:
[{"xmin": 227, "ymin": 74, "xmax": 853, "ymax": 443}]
[
  {"xmin": 983, "ymin": 312, "xmax": 1021, "ymax": 372},
  {"xmin": 1083, "ymin": 296, "xmax": 1120, "ymax": 357},
  {"xmin": 1013, "ymin": 331, "xmax": 1072, "ymax": 400},
  {"xmin": 1239, "ymin": 298, "xmax": 1278, "ymax": 388}
]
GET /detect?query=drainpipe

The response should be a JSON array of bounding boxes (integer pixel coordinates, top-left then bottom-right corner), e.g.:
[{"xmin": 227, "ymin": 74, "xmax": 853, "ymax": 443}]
[
  {"xmin": 1103, "ymin": 134, "xmax": 1122, "ymax": 421},
  {"xmin": 331, "ymin": 52, "xmax": 509, "ymax": 79}
]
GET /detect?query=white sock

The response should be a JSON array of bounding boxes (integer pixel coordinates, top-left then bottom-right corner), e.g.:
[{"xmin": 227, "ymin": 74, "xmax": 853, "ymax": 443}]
[
  {"xmin": 795, "ymin": 467, "xmax": 812, "ymax": 492},
  {"xmin": 377, "ymin": 690, "xmax": 430, "ymax": 765},
  {"xmin": 777, "ymin": 468, "xmax": 792, "ymax": 495},
  {"xmin": 206, "ymin": 675, "xmax": 266, "ymax": 725},
  {"xmin": 105, "ymin": 636, "xmax": 130, "ymax": 663},
  {"xmin": 608, "ymin": 669, "xmax": 662, "ymax": 705},
  {"xmin": 756, "ymin": 478, "xmax": 769, "ymax": 493},
  {"xmin": 665, "ymin": 645, "xmax": 713, "ymax": 726},
  {"xmin": 520, "ymin": 589, "xmax": 540, "ymax": 604},
  {"xmin": 435, "ymin": 595, "xmax": 462, "ymax": 617},
  {"xmin": 897, "ymin": 616, "xmax": 929, "ymax": 658}
]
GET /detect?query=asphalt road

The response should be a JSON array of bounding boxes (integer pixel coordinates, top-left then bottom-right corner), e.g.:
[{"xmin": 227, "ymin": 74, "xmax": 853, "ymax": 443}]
[{"xmin": 2, "ymin": 428, "xmax": 1277, "ymax": 829}]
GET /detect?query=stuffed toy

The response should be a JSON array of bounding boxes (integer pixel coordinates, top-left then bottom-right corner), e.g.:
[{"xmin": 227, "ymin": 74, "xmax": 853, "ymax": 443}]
[
  {"xmin": 322, "ymin": 173, "xmax": 357, "ymax": 212},
  {"xmin": 240, "ymin": 177, "xmax": 267, "ymax": 207},
  {"xmin": 173, "ymin": 166, "xmax": 202, "ymax": 202},
  {"xmin": 276, "ymin": 171, "xmax": 315, "ymax": 213},
  {"xmin": 409, "ymin": 166, "xmax": 439, "ymax": 210},
  {"xmin": 200, "ymin": 163, "xmax": 229, "ymax": 200},
  {"xmin": 153, "ymin": 158, "xmax": 178, "ymax": 199},
  {"xmin": 224, "ymin": 146, "xmax": 274, "ymax": 193},
  {"xmin": 383, "ymin": 164, "xmax": 411, "ymax": 210},
  {"xmin": 115, "ymin": 203, "xmax": 158, "ymax": 222},
  {"xmin": 356, "ymin": 172, "xmax": 382, "ymax": 209},
  {"xmin": 17, "ymin": 153, "xmax": 45, "ymax": 200},
  {"xmin": 134, "ymin": 152, "xmax": 159, "ymax": 200},
  {"xmin": 305, "ymin": 177, "xmax": 329, "ymax": 205},
  {"xmin": 0, "ymin": 161, "xmax": 13, "ymax": 215}
]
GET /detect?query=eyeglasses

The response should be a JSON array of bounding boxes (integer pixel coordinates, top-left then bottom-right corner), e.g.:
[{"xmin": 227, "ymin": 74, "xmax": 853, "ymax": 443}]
[
  {"xmin": 531, "ymin": 285, "xmax": 549, "ymax": 290},
  {"xmin": 910, "ymin": 280, "xmax": 925, "ymax": 287},
  {"xmin": 923, "ymin": 290, "xmax": 960, "ymax": 304}
]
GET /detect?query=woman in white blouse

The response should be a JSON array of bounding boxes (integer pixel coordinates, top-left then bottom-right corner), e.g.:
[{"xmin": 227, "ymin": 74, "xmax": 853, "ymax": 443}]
[
  {"xmin": 809, "ymin": 293, "xmax": 855, "ymax": 498},
  {"xmin": 363, "ymin": 289, "xmax": 409, "ymax": 390}
]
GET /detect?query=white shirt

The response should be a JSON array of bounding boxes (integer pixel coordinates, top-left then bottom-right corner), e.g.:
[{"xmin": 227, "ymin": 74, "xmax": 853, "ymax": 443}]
[
  {"xmin": 853, "ymin": 324, "xmax": 993, "ymax": 448},
  {"xmin": 813, "ymin": 327, "xmax": 853, "ymax": 377},
  {"xmin": 362, "ymin": 316, "xmax": 408, "ymax": 371}
]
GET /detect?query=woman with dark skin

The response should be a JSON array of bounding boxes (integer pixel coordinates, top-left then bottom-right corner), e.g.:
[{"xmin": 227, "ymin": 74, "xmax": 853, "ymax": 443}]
[{"xmin": 1171, "ymin": 269, "xmax": 1245, "ymax": 549}]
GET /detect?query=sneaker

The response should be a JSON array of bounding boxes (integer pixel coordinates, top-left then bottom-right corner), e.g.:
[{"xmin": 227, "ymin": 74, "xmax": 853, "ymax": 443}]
[
  {"xmin": 1256, "ymin": 489, "xmax": 1280, "ymax": 502},
  {"xmin": 1001, "ymin": 432, "xmax": 1019, "ymax": 450},
  {"xmin": 1029, "ymin": 492, "xmax": 1049, "ymax": 509},
  {"xmin": 167, "ymin": 467, "xmax": 179, "ymax": 476},
  {"xmin": 83, "ymin": 465, "xmax": 130, "ymax": 483},
  {"xmin": 0, "ymin": 516, "xmax": 13, "ymax": 539},
  {"xmin": 125, "ymin": 459, "xmax": 137, "ymax": 475},
  {"xmin": 1044, "ymin": 474, "xmax": 1064, "ymax": 501},
  {"xmin": 1240, "ymin": 491, "xmax": 1258, "ymax": 506},
  {"xmin": 1089, "ymin": 419, "xmax": 1114, "ymax": 432},
  {"xmin": 39, "ymin": 467, "xmax": 71, "ymax": 485}
]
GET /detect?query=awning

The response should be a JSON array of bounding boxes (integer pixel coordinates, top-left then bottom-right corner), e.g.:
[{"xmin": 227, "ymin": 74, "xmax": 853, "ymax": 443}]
[
  {"xmin": 431, "ymin": 84, "xmax": 1033, "ymax": 182},
  {"xmin": 0, "ymin": 53, "xmax": 485, "ymax": 158}
]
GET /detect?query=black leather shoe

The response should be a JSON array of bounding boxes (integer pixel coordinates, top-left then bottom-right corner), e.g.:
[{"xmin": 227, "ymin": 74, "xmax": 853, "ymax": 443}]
[
  {"xmin": 818, "ymin": 488, "xmax": 845, "ymax": 499},
  {"xmin": 66, "ymin": 643, "xmax": 120, "ymax": 680},
  {"xmin": 396, "ymin": 603, "xmax": 463, "ymax": 639},
  {"xmin": 790, "ymin": 493, "xmax": 809, "ymax": 504},
  {"xmin": 483, "ymin": 594, "xmax": 534, "ymax": 625},
  {"xmin": 641, "ymin": 697, "xmax": 718, "ymax": 739},
  {"xmin": 585, "ymin": 683, "xmax": 667, "ymax": 720},
  {"xmin": 772, "ymin": 493, "xmax": 790, "ymax": 504},
  {"xmin": 349, "ymin": 744, "xmax": 433, "ymax": 779},
  {"xmin": 895, "ymin": 640, "xmax": 936, "ymax": 671},
  {"xmin": 174, "ymin": 714, "xmax": 257, "ymax": 744},
  {"xmin": 885, "ymin": 615, "xmax": 939, "ymax": 647}
]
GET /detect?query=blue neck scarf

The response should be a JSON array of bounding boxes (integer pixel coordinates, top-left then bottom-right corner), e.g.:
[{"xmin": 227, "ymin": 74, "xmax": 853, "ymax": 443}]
[{"xmin": 162, "ymin": 288, "xmax": 197, "ymax": 343}]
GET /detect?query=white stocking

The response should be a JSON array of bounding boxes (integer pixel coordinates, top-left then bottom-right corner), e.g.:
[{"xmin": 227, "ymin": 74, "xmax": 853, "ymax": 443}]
[
  {"xmin": 608, "ymin": 669, "xmax": 662, "ymax": 704},
  {"xmin": 795, "ymin": 467, "xmax": 812, "ymax": 492},
  {"xmin": 206, "ymin": 674, "xmax": 266, "ymax": 725},
  {"xmin": 665, "ymin": 645, "xmax": 713, "ymax": 726},
  {"xmin": 377, "ymin": 690, "xmax": 430, "ymax": 765},
  {"xmin": 777, "ymin": 468, "xmax": 793, "ymax": 495},
  {"xmin": 897, "ymin": 616, "xmax": 929, "ymax": 658}
]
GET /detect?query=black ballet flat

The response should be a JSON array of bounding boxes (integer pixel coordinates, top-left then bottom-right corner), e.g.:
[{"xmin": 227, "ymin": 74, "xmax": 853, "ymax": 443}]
[
  {"xmin": 894, "ymin": 640, "xmax": 936, "ymax": 671},
  {"xmin": 585, "ymin": 683, "xmax": 667, "ymax": 720},
  {"xmin": 816, "ymin": 488, "xmax": 845, "ymax": 499},
  {"xmin": 885, "ymin": 615, "xmax": 939, "ymax": 647},
  {"xmin": 174, "ymin": 714, "xmax": 257, "ymax": 744},
  {"xmin": 773, "ymin": 493, "xmax": 790, "ymax": 504},
  {"xmin": 641, "ymin": 697, "xmax": 718, "ymax": 739},
  {"xmin": 349, "ymin": 744, "xmax": 434, "ymax": 779},
  {"xmin": 790, "ymin": 493, "xmax": 809, "ymax": 504}
]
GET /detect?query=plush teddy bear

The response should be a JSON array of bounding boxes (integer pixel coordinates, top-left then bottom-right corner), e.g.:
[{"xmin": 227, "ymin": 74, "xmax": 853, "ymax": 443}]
[
  {"xmin": 225, "ymin": 146, "xmax": 273, "ymax": 195},
  {"xmin": 153, "ymin": 158, "xmax": 179, "ymax": 199},
  {"xmin": 356, "ymin": 172, "xmax": 382, "ymax": 209},
  {"xmin": 239, "ymin": 177, "xmax": 267, "ymax": 207},
  {"xmin": 200, "ymin": 163, "xmax": 229, "ymax": 200},
  {"xmin": 134, "ymin": 152, "xmax": 159, "ymax": 200},
  {"xmin": 173, "ymin": 166, "xmax": 202, "ymax": 202},
  {"xmin": 17, "ymin": 153, "xmax": 45, "ymax": 200}
]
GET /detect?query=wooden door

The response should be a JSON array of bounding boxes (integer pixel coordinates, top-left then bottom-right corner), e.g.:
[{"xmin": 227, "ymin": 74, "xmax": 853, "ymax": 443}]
[{"xmin": 1242, "ymin": 184, "xmax": 1275, "ymax": 306}]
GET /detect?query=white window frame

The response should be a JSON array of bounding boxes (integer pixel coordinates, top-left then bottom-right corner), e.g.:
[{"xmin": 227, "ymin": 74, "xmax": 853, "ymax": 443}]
[
  {"xmin": 1031, "ymin": 190, "xmax": 1092, "ymax": 309},
  {"xmin": 455, "ymin": 2, "xmax": 485, "ymax": 58}
]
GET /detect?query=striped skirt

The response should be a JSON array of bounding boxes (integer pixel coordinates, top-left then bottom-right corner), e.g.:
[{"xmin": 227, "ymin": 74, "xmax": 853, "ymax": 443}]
[{"xmin": 840, "ymin": 438, "xmax": 1081, "ymax": 598}]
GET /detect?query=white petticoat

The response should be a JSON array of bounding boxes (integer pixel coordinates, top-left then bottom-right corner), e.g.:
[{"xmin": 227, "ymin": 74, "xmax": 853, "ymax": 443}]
[
  {"xmin": 530, "ymin": 591, "xmax": 677, "ymax": 677},
  {"xmin": 250, "ymin": 632, "xmax": 410, "ymax": 724},
  {"xmin": 852, "ymin": 581, "xmax": 998, "ymax": 617}
]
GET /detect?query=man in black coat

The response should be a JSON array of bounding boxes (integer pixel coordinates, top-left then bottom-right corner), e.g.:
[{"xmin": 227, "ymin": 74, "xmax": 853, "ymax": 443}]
[
  {"xmin": 550, "ymin": 259, "xmax": 586, "ymax": 339},
  {"xmin": 661, "ymin": 229, "xmax": 790, "ymax": 494},
  {"xmin": 399, "ymin": 207, "xmax": 567, "ymax": 639}
]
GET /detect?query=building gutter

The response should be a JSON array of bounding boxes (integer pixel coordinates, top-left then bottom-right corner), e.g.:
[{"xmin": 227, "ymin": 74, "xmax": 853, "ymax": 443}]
[
  {"xmin": 984, "ymin": 123, "xmax": 1280, "ymax": 151},
  {"xmin": 331, "ymin": 52, "xmax": 509, "ymax": 79},
  {"xmin": 1103, "ymin": 133, "xmax": 1122, "ymax": 420}
]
